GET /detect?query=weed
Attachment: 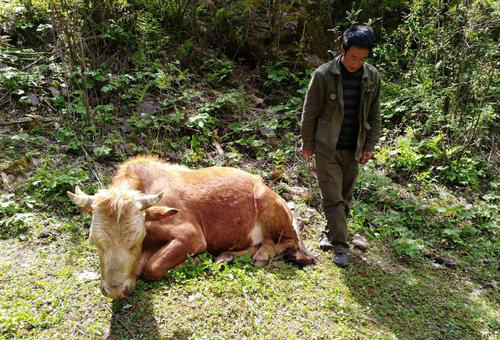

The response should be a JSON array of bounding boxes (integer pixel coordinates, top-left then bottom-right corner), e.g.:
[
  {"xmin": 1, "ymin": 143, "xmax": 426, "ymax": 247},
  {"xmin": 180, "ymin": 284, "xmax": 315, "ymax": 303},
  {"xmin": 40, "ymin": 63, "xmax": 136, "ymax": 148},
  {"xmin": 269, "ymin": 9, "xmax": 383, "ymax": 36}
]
[{"xmin": 26, "ymin": 165, "xmax": 88, "ymax": 210}]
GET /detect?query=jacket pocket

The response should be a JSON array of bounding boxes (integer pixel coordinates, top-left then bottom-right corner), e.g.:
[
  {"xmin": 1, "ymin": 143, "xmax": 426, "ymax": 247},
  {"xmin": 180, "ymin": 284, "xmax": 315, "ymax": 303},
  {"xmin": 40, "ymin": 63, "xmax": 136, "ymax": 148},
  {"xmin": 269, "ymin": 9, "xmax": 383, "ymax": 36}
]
[
  {"xmin": 315, "ymin": 118, "xmax": 332, "ymax": 147},
  {"xmin": 362, "ymin": 86, "xmax": 375, "ymax": 122},
  {"xmin": 359, "ymin": 121, "xmax": 371, "ymax": 145}
]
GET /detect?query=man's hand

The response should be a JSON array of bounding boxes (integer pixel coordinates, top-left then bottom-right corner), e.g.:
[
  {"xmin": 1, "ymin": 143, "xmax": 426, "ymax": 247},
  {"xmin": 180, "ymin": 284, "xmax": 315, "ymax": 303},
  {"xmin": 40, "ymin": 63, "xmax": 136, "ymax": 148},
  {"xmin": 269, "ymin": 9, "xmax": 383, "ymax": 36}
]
[
  {"xmin": 360, "ymin": 151, "xmax": 372, "ymax": 165},
  {"xmin": 302, "ymin": 149, "xmax": 314, "ymax": 157}
]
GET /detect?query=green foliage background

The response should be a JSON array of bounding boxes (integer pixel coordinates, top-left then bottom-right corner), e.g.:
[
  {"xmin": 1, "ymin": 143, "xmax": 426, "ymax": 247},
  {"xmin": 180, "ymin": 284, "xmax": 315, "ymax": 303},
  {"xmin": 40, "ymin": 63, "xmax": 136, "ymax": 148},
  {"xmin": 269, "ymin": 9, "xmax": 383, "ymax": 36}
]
[{"xmin": 0, "ymin": 0, "xmax": 499, "ymax": 339}]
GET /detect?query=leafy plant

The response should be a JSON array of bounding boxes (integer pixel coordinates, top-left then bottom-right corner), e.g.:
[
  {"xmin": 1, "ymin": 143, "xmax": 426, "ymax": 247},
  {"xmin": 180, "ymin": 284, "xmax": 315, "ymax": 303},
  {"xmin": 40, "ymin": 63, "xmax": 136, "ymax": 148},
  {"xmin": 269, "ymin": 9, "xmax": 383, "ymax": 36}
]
[
  {"xmin": 27, "ymin": 165, "xmax": 88, "ymax": 208},
  {"xmin": 437, "ymin": 155, "xmax": 490, "ymax": 189},
  {"xmin": 55, "ymin": 127, "xmax": 80, "ymax": 154},
  {"xmin": 374, "ymin": 0, "xmax": 499, "ymax": 171},
  {"xmin": 393, "ymin": 235, "xmax": 425, "ymax": 258},
  {"xmin": 205, "ymin": 58, "xmax": 234, "ymax": 86},
  {"xmin": 265, "ymin": 59, "xmax": 290, "ymax": 85},
  {"xmin": 0, "ymin": 195, "xmax": 28, "ymax": 239},
  {"xmin": 93, "ymin": 145, "xmax": 113, "ymax": 160}
]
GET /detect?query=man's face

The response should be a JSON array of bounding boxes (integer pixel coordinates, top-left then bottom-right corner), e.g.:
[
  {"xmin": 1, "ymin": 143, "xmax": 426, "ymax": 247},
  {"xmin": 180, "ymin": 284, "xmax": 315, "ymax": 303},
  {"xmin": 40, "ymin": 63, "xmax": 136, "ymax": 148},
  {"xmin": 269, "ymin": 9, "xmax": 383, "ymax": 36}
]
[{"xmin": 341, "ymin": 46, "xmax": 370, "ymax": 72}]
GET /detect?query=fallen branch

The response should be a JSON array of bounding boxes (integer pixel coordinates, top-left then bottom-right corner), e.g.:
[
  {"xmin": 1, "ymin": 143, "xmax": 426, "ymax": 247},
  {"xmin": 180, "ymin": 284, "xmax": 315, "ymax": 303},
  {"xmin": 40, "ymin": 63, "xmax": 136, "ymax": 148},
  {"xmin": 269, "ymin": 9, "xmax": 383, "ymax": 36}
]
[
  {"xmin": 0, "ymin": 116, "xmax": 55, "ymax": 126},
  {"xmin": 0, "ymin": 117, "xmax": 34, "ymax": 126},
  {"xmin": 21, "ymin": 57, "xmax": 45, "ymax": 71},
  {"xmin": 424, "ymin": 251, "xmax": 456, "ymax": 268},
  {"xmin": 42, "ymin": 97, "xmax": 58, "ymax": 112}
]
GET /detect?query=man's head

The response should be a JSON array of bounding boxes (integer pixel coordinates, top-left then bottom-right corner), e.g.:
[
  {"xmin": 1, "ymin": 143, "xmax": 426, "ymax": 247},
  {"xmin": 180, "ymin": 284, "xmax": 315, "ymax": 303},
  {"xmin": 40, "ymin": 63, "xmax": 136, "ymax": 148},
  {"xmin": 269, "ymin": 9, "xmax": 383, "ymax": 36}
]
[{"xmin": 340, "ymin": 24, "xmax": 375, "ymax": 72}]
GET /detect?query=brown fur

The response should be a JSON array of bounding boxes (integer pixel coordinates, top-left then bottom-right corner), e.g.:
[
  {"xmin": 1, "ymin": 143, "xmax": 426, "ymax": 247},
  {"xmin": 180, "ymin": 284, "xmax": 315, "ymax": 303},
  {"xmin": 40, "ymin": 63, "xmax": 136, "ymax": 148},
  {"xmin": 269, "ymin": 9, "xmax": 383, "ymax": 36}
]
[{"xmin": 73, "ymin": 155, "xmax": 315, "ymax": 296}]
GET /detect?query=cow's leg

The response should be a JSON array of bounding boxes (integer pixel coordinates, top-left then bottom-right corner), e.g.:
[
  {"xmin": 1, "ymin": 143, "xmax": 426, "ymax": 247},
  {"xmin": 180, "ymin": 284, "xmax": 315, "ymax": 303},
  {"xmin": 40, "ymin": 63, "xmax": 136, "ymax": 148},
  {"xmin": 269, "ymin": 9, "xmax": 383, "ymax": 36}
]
[
  {"xmin": 142, "ymin": 223, "xmax": 207, "ymax": 280},
  {"xmin": 142, "ymin": 239, "xmax": 190, "ymax": 280},
  {"xmin": 254, "ymin": 184, "xmax": 316, "ymax": 266},
  {"xmin": 251, "ymin": 237, "xmax": 316, "ymax": 267},
  {"xmin": 251, "ymin": 238, "xmax": 301, "ymax": 266},
  {"xmin": 215, "ymin": 245, "xmax": 260, "ymax": 263},
  {"xmin": 136, "ymin": 249, "xmax": 155, "ymax": 277},
  {"xmin": 251, "ymin": 239, "xmax": 282, "ymax": 266}
]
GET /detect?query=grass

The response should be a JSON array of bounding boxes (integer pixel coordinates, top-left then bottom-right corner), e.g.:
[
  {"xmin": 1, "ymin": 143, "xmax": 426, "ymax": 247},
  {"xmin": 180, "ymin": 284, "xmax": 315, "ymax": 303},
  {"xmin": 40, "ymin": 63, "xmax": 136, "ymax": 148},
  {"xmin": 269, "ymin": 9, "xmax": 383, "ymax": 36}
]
[
  {"xmin": 0, "ymin": 16, "xmax": 499, "ymax": 338},
  {"xmin": 0, "ymin": 187, "xmax": 499, "ymax": 339},
  {"xmin": 0, "ymin": 117, "xmax": 499, "ymax": 339}
]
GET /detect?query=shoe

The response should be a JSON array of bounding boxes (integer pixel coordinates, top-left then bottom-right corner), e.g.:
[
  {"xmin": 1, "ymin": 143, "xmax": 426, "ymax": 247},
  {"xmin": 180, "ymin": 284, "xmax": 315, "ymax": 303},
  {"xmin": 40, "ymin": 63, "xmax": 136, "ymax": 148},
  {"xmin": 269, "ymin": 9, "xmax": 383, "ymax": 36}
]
[
  {"xmin": 319, "ymin": 235, "xmax": 332, "ymax": 251},
  {"xmin": 332, "ymin": 252, "xmax": 348, "ymax": 268}
]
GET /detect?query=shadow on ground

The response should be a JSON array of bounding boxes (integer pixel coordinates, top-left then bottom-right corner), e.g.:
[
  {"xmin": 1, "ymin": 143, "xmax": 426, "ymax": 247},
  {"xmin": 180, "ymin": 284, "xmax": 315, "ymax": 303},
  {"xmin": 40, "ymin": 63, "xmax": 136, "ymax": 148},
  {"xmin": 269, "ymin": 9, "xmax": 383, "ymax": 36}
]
[
  {"xmin": 341, "ymin": 250, "xmax": 499, "ymax": 339},
  {"xmin": 107, "ymin": 281, "xmax": 161, "ymax": 340},
  {"xmin": 104, "ymin": 254, "xmax": 307, "ymax": 339}
]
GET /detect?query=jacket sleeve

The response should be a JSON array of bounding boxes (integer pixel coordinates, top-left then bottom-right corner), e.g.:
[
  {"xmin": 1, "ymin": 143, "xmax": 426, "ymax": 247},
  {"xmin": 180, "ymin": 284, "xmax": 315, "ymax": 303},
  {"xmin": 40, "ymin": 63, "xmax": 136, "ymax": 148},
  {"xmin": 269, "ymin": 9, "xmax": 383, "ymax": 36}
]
[
  {"xmin": 300, "ymin": 70, "xmax": 325, "ymax": 151},
  {"xmin": 363, "ymin": 76, "xmax": 381, "ymax": 152}
]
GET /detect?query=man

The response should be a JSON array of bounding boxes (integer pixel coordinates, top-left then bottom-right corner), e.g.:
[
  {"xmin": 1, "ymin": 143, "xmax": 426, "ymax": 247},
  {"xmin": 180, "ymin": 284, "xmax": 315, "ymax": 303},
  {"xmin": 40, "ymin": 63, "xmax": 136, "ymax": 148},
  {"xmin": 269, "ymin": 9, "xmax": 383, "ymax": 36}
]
[{"xmin": 300, "ymin": 25, "xmax": 381, "ymax": 267}]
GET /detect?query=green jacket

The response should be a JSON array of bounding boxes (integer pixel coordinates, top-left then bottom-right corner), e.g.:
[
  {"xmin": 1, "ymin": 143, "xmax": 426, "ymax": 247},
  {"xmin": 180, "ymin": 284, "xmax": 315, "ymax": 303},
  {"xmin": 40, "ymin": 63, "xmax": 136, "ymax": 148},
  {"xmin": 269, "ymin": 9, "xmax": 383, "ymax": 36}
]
[{"xmin": 301, "ymin": 55, "xmax": 381, "ymax": 160}]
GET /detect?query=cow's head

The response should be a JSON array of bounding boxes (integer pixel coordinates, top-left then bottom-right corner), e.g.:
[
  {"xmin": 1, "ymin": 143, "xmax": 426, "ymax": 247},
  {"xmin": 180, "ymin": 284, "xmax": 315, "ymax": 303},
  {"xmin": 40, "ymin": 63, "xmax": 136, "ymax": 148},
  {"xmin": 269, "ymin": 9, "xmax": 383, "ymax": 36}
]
[{"xmin": 68, "ymin": 186, "xmax": 178, "ymax": 299}]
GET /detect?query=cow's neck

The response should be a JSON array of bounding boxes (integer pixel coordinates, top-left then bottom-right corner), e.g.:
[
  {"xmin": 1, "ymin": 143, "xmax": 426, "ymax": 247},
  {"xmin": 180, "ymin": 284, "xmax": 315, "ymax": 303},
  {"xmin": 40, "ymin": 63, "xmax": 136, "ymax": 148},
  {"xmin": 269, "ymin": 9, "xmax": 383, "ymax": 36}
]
[
  {"xmin": 112, "ymin": 162, "xmax": 169, "ymax": 195},
  {"xmin": 112, "ymin": 157, "xmax": 194, "ymax": 201}
]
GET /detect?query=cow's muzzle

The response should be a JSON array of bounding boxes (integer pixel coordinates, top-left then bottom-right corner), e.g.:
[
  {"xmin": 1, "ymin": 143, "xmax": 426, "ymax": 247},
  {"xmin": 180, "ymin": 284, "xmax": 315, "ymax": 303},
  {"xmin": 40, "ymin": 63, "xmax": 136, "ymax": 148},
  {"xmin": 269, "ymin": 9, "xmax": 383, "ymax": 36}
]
[{"xmin": 100, "ymin": 280, "xmax": 136, "ymax": 299}]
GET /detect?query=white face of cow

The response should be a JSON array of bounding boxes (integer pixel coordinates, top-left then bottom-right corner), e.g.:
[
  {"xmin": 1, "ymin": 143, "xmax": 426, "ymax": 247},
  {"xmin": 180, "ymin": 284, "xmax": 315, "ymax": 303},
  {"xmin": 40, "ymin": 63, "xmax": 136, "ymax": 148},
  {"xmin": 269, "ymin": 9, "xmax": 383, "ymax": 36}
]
[
  {"xmin": 68, "ymin": 186, "xmax": 168, "ymax": 299},
  {"xmin": 89, "ymin": 201, "xmax": 146, "ymax": 299}
]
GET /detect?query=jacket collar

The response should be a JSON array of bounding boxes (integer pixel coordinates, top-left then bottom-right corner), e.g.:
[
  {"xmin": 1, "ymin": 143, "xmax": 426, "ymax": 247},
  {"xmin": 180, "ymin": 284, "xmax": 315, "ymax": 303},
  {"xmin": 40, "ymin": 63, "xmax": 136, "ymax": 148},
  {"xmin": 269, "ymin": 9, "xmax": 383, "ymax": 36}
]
[{"xmin": 330, "ymin": 54, "xmax": 371, "ymax": 84}]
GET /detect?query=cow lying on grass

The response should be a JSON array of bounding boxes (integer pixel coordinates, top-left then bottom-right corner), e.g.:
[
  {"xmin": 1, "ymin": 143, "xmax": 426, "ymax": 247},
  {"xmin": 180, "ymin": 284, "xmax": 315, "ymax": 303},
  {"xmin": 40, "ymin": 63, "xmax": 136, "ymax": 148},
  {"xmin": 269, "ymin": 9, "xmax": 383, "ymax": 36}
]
[{"xmin": 68, "ymin": 156, "xmax": 316, "ymax": 299}]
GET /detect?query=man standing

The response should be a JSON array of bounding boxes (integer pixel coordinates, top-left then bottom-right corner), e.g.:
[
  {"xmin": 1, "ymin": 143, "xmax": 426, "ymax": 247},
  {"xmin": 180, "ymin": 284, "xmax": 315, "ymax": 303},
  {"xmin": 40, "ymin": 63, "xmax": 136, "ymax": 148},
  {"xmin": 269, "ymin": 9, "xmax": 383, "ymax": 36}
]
[{"xmin": 300, "ymin": 25, "xmax": 381, "ymax": 267}]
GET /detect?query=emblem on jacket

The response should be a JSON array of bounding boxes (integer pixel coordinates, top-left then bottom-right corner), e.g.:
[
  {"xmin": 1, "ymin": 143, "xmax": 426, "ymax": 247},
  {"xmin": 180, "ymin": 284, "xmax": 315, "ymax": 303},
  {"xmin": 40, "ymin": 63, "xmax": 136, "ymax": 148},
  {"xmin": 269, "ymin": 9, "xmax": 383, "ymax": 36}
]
[{"xmin": 329, "ymin": 92, "xmax": 337, "ymax": 101}]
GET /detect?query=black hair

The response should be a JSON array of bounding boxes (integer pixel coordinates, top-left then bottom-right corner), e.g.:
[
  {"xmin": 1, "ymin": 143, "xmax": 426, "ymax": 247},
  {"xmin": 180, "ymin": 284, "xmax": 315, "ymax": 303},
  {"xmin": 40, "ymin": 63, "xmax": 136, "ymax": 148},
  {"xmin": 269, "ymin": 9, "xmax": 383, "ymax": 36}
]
[{"xmin": 342, "ymin": 25, "xmax": 375, "ymax": 52}]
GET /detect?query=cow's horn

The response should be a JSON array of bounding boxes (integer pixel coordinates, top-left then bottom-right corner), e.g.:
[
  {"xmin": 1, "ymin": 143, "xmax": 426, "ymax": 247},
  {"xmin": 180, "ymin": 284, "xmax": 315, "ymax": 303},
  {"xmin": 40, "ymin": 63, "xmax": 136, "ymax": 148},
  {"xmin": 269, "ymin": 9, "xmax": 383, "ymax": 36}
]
[
  {"xmin": 75, "ymin": 186, "xmax": 87, "ymax": 196},
  {"xmin": 137, "ymin": 192, "xmax": 163, "ymax": 210},
  {"xmin": 67, "ymin": 186, "xmax": 94, "ymax": 210}
]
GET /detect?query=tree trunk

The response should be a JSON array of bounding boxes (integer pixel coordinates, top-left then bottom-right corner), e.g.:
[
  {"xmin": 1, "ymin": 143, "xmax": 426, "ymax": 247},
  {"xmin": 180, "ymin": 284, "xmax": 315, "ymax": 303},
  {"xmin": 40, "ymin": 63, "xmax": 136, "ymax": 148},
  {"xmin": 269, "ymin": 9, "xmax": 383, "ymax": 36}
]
[{"xmin": 270, "ymin": 0, "xmax": 281, "ymax": 58}]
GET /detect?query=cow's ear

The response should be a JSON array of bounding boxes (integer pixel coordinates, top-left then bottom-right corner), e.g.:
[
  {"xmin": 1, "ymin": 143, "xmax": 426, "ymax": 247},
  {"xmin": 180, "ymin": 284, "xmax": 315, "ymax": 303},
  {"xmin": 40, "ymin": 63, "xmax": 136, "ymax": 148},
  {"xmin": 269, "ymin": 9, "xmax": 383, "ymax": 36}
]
[{"xmin": 144, "ymin": 206, "xmax": 179, "ymax": 221}]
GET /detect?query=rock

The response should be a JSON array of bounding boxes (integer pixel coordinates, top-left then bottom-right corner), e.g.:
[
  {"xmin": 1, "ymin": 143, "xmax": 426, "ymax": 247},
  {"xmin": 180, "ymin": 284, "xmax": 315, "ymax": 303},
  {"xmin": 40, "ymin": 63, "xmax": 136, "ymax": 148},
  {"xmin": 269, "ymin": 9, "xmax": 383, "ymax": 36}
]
[
  {"xmin": 287, "ymin": 201, "xmax": 296, "ymax": 210},
  {"xmin": 424, "ymin": 251, "xmax": 457, "ymax": 268},
  {"xmin": 76, "ymin": 270, "xmax": 99, "ymax": 282},
  {"xmin": 259, "ymin": 126, "xmax": 276, "ymax": 139},
  {"xmin": 304, "ymin": 208, "xmax": 317, "ymax": 219},
  {"xmin": 1, "ymin": 157, "xmax": 32, "ymax": 175},
  {"xmin": 352, "ymin": 234, "xmax": 368, "ymax": 251},
  {"xmin": 469, "ymin": 288, "xmax": 482, "ymax": 299},
  {"xmin": 137, "ymin": 101, "xmax": 157, "ymax": 114},
  {"xmin": 26, "ymin": 92, "xmax": 39, "ymax": 106},
  {"xmin": 290, "ymin": 186, "xmax": 309, "ymax": 196},
  {"xmin": 441, "ymin": 258, "xmax": 456, "ymax": 268},
  {"xmin": 250, "ymin": 94, "xmax": 264, "ymax": 106},
  {"xmin": 489, "ymin": 280, "xmax": 499, "ymax": 289},
  {"xmin": 121, "ymin": 304, "xmax": 132, "ymax": 311},
  {"xmin": 0, "ymin": 172, "xmax": 12, "ymax": 191},
  {"xmin": 303, "ymin": 54, "xmax": 324, "ymax": 68},
  {"xmin": 49, "ymin": 87, "xmax": 60, "ymax": 97},
  {"xmin": 265, "ymin": 108, "xmax": 275, "ymax": 116}
]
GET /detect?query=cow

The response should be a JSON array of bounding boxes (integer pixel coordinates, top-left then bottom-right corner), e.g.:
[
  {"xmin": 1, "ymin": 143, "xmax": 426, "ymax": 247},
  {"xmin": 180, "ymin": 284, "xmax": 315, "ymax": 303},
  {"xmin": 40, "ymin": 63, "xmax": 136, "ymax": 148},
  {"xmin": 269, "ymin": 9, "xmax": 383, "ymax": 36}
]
[{"xmin": 68, "ymin": 155, "xmax": 316, "ymax": 299}]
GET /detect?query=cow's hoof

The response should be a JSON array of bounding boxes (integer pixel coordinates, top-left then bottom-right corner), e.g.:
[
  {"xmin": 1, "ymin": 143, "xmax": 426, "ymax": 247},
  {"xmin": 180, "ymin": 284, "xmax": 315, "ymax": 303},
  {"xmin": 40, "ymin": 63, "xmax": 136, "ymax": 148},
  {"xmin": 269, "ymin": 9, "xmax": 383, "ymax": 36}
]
[
  {"xmin": 215, "ymin": 252, "xmax": 234, "ymax": 264},
  {"xmin": 252, "ymin": 257, "xmax": 268, "ymax": 267},
  {"xmin": 253, "ymin": 260, "xmax": 268, "ymax": 267},
  {"xmin": 283, "ymin": 248, "xmax": 317, "ymax": 267}
]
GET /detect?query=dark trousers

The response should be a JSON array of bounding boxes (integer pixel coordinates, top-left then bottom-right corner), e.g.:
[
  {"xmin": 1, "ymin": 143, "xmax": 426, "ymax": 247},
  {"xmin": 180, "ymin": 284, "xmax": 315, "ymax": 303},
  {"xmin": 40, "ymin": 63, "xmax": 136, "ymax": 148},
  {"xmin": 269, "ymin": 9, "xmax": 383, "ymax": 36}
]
[{"xmin": 315, "ymin": 149, "xmax": 359, "ymax": 253}]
